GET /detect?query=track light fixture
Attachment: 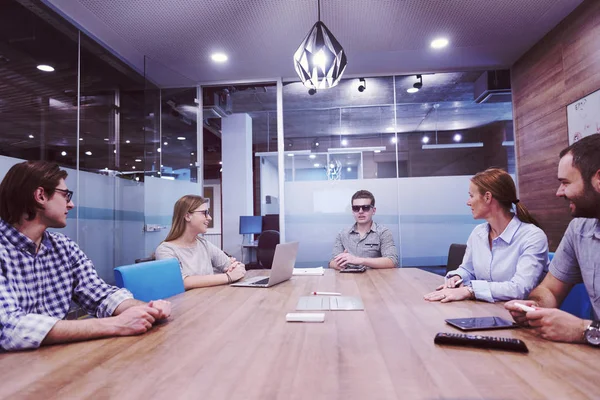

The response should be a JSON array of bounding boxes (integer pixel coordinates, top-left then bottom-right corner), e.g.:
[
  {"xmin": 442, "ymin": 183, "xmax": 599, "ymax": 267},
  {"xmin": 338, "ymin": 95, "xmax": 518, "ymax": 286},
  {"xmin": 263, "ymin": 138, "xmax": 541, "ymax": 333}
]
[
  {"xmin": 407, "ymin": 74, "xmax": 423, "ymax": 93},
  {"xmin": 358, "ymin": 78, "xmax": 366, "ymax": 92}
]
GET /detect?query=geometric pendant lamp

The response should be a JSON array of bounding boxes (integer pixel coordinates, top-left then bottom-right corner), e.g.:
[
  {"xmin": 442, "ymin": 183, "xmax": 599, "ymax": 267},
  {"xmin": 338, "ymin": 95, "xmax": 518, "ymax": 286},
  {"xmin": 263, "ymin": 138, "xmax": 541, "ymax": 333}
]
[{"xmin": 293, "ymin": 0, "xmax": 348, "ymax": 94}]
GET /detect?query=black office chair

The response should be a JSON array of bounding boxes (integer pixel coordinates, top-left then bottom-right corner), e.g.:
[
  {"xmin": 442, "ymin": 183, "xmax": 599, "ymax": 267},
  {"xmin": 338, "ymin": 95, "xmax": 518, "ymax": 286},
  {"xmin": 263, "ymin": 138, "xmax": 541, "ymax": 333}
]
[
  {"xmin": 246, "ymin": 230, "xmax": 280, "ymax": 270},
  {"xmin": 135, "ymin": 256, "xmax": 156, "ymax": 264},
  {"xmin": 446, "ymin": 244, "xmax": 467, "ymax": 274}
]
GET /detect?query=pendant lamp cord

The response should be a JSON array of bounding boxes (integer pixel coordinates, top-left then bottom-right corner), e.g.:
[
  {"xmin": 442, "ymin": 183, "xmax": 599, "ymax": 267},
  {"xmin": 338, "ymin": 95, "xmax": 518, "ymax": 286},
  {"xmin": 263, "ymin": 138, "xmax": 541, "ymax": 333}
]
[{"xmin": 318, "ymin": 0, "xmax": 321, "ymax": 21}]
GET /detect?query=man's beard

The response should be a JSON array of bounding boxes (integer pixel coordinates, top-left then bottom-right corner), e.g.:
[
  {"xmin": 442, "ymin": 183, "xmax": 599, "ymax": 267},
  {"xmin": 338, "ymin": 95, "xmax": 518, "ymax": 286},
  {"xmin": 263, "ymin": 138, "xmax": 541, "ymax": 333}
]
[{"xmin": 566, "ymin": 183, "xmax": 600, "ymax": 219}]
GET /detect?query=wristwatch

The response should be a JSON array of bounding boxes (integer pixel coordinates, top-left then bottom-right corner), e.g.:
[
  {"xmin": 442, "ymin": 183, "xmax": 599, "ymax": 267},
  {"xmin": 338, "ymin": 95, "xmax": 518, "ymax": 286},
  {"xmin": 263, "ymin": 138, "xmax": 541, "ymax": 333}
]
[
  {"xmin": 584, "ymin": 320, "xmax": 600, "ymax": 346},
  {"xmin": 465, "ymin": 285, "xmax": 475, "ymax": 300}
]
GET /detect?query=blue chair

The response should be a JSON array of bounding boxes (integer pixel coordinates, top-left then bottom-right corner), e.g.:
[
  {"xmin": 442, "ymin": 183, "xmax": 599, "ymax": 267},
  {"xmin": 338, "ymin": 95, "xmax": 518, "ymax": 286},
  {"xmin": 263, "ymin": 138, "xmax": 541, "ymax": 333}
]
[
  {"xmin": 114, "ymin": 258, "xmax": 185, "ymax": 302},
  {"xmin": 550, "ymin": 252, "xmax": 594, "ymax": 319}
]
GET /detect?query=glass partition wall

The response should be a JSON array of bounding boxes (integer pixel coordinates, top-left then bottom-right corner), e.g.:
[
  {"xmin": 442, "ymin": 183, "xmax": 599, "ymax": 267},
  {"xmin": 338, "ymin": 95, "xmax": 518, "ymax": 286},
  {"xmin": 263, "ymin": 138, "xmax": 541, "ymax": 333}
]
[{"xmin": 281, "ymin": 73, "xmax": 515, "ymax": 269}]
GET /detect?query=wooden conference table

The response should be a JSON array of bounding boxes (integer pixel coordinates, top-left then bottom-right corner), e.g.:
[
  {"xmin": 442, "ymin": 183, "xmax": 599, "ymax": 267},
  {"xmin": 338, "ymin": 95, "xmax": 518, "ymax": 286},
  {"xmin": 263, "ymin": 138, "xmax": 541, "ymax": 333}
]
[{"xmin": 0, "ymin": 269, "xmax": 597, "ymax": 400}]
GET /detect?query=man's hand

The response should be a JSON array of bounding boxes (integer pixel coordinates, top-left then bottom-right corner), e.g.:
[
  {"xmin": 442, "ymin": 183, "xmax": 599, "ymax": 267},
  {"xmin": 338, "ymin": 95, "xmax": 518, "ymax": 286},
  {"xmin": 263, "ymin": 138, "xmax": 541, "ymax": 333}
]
[
  {"xmin": 227, "ymin": 263, "xmax": 246, "ymax": 282},
  {"xmin": 110, "ymin": 306, "xmax": 161, "ymax": 336},
  {"xmin": 504, "ymin": 300, "xmax": 540, "ymax": 327},
  {"xmin": 526, "ymin": 308, "xmax": 587, "ymax": 343},
  {"xmin": 333, "ymin": 250, "xmax": 362, "ymax": 269},
  {"xmin": 148, "ymin": 299, "xmax": 172, "ymax": 320},
  {"xmin": 424, "ymin": 287, "xmax": 471, "ymax": 303}
]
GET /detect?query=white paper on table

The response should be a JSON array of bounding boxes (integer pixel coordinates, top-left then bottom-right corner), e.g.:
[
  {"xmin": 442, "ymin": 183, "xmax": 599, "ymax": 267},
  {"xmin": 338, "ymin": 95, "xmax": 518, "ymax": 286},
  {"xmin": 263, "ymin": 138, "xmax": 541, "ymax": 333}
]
[{"xmin": 293, "ymin": 267, "xmax": 325, "ymax": 276}]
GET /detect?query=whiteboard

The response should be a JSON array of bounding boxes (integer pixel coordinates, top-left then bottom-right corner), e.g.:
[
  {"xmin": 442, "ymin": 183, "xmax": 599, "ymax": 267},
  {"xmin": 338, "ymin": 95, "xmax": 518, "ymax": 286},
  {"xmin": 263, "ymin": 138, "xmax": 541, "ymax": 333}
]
[{"xmin": 567, "ymin": 88, "xmax": 600, "ymax": 144}]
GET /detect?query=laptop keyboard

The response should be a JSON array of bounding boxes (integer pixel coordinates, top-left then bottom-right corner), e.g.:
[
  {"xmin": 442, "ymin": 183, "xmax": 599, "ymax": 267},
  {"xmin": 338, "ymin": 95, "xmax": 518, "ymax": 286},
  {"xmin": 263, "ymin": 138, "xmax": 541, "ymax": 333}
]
[{"xmin": 251, "ymin": 277, "xmax": 270, "ymax": 285}]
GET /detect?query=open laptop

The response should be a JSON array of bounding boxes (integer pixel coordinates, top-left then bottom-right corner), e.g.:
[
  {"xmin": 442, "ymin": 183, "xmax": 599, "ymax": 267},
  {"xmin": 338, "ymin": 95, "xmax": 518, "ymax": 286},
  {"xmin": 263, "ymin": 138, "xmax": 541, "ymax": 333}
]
[{"xmin": 231, "ymin": 241, "xmax": 299, "ymax": 288}]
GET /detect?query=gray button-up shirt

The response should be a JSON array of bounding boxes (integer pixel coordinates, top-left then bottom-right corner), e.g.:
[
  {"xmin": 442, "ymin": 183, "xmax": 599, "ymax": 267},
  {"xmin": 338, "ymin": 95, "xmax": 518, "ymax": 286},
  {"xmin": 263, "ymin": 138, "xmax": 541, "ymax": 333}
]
[
  {"xmin": 549, "ymin": 218, "xmax": 600, "ymax": 319},
  {"xmin": 331, "ymin": 222, "xmax": 399, "ymax": 267}
]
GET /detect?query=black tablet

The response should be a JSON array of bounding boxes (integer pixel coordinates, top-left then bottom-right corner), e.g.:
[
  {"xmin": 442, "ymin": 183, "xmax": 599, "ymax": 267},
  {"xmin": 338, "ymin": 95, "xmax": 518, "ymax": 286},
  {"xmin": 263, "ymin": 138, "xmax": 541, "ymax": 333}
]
[{"xmin": 445, "ymin": 317, "xmax": 517, "ymax": 331}]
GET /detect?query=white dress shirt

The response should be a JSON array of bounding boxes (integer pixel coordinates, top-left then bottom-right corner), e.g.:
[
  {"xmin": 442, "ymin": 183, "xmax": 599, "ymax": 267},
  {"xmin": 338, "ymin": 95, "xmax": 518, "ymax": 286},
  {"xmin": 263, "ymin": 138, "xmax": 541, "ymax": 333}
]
[{"xmin": 447, "ymin": 215, "xmax": 549, "ymax": 302}]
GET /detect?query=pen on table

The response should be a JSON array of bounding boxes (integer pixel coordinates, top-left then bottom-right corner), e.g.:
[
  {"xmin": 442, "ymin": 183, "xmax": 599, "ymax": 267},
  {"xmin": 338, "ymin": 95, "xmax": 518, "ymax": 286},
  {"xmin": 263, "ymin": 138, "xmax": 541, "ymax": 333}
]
[{"xmin": 312, "ymin": 291, "xmax": 341, "ymax": 296}]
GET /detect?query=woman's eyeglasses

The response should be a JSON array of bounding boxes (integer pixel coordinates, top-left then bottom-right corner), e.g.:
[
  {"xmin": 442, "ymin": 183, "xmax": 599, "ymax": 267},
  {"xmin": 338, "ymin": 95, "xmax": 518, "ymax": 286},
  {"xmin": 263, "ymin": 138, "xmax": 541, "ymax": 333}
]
[
  {"xmin": 352, "ymin": 205, "xmax": 373, "ymax": 213},
  {"xmin": 191, "ymin": 210, "xmax": 210, "ymax": 217},
  {"xmin": 55, "ymin": 188, "xmax": 74, "ymax": 202}
]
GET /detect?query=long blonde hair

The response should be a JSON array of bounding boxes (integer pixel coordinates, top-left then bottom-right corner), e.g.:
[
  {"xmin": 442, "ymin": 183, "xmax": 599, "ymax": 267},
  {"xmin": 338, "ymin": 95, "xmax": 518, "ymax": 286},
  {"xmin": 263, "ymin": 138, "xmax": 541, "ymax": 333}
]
[
  {"xmin": 471, "ymin": 168, "xmax": 541, "ymax": 228},
  {"xmin": 163, "ymin": 195, "xmax": 208, "ymax": 242}
]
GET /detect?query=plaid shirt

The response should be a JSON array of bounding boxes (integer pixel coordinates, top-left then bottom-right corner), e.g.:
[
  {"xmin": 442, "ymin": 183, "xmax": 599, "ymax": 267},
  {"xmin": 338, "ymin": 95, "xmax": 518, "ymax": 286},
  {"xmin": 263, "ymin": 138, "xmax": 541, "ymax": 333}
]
[{"xmin": 0, "ymin": 219, "xmax": 132, "ymax": 351}]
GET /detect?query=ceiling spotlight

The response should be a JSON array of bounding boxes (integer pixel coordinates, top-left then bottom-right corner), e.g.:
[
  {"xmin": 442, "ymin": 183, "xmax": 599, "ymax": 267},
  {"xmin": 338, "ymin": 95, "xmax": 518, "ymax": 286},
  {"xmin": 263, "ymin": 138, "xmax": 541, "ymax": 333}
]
[
  {"xmin": 347, "ymin": 167, "xmax": 352, "ymax": 172},
  {"xmin": 293, "ymin": 0, "xmax": 347, "ymax": 92},
  {"xmin": 422, "ymin": 135, "xmax": 430, "ymax": 144},
  {"xmin": 157, "ymin": 147, "xmax": 161, "ymax": 153},
  {"xmin": 219, "ymin": 161, "xmax": 222, "ymax": 165},
  {"xmin": 453, "ymin": 133, "xmax": 462, "ymax": 142},
  {"xmin": 308, "ymin": 88, "xmax": 317, "ymax": 96},
  {"xmin": 391, "ymin": 137, "xmax": 398, "ymax": 144},
  {"xmin": 79, "ymin": 138, "xmax": 83, "ymax": 141},
  {"xmin": 135, "ymin": 159, "xmax": 142, "ymax": 162},
  {"xmin": 36, "ymin": 64, "xmax": 55, "ymax": 72},
  {"xmin": 177, "ymin": 137, "xmax": 186, "ymax": 140},
  {"xmin": 28, "ymin": 134, "xmax": 34, "ymax": 139},
  {"xmin": 61, "ymin": 151, "xmax": 67, "ymax": 156},
  {"xmin": 431, "ymin": 38, "xmax": 449, "ymax": 49},
  {"xmin": 211, "ymin": 53, "xmax": 228, "ymax": 63},
  {"xmin": 132, "ymin": 166, "xmax": 136, "ymax": 170},
  {"xmin": 358, "ymin": 78, "xmax": 366, "ymax": 92},
  {"xmin": 191, "ymin": 152, "xmax": 194, "ymax": 156},
  {"xmin": 125, "ymin": 140, "xmax": 130, "ymax": 144},
  {"xmin": 341, "ymin": 139, "xmax": 348, "ymax": 146},
  {"xmin": 412, "ymin": 74, "xmax": 423, "ymax": 92},
  {"xmin": 85, "ymin": 151, "xmax": 92, "ymax": 156},
  {"xmin": 135, "ymin": 177, "xmax": 140, "ymax": 182},
  {"xmin": 164, "ymin": 142, "xmax": 168, "ymax": 145}
]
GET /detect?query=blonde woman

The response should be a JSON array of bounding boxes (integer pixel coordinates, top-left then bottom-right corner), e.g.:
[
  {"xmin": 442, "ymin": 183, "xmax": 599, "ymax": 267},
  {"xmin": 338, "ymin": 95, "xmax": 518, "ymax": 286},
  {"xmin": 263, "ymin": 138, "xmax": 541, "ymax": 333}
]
[
  {"xmin": 155, "ymin": 195, "xmax": 245, "ymax": 289},
  {"xmin": 424, "ymin": 168, "xmax": 549, "ymax": 303}
]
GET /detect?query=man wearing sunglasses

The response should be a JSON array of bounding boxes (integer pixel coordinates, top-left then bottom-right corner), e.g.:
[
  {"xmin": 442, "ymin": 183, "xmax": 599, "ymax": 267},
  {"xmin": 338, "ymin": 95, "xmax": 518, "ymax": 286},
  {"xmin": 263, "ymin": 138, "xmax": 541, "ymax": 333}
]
[
  {"xmin": 0, "ymin": 161, "xmax": 172, "ymax": 351},
  {"xmin": 329, "ymin": 190, "xmax": 398, "ymax": 270}
]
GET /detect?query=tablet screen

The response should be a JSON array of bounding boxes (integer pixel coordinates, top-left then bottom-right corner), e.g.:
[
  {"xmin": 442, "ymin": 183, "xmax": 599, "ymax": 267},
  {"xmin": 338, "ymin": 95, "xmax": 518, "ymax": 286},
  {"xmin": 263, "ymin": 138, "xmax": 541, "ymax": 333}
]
[{"xmin": 445, "ymin": 317, "xmax": 517, "ymax": 331}]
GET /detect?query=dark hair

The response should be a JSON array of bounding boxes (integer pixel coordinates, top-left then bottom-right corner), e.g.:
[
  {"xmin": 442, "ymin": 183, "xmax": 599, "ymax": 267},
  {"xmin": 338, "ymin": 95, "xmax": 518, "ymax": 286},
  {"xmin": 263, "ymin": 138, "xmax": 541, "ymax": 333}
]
[
  {"xmin": 0, "ymin": 161, "xmax": 68, "ymax": 224},
  {"xmin": 351, "ymin": 190, "xmax": 375, "ymax": 207},
  {"xmin": 559, "ymin": 134, "xmax": 600, "ymax": 185},
  {"xmin": 471, "ymin": 168, "xmax": 540, "ymax": 227}
]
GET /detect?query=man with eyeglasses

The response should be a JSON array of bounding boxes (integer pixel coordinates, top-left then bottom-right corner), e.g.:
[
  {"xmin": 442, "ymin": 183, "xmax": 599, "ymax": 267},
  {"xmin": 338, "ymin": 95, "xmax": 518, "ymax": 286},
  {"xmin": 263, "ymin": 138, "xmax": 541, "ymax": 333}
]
[
  {"xmin": 0, "ymin": 161, "xmax": 171, "ymax": 351},
  {"xmin": 329, "ymin": 190, "xmax": 398, "ymax": 270}
]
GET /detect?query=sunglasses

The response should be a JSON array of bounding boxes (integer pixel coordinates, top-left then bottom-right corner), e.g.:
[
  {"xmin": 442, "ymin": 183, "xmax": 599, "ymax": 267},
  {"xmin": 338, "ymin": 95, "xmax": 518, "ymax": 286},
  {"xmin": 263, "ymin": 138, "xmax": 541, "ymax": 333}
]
[
  {"xmin": 191, "ymin": 210, "xmax": 210, "ymax": 217},
  {"xmin": 55, "ymin": 188, "xmax": 74, "ymax": 202},
  {"xmin": 352, "ymin": 205, "xmax": 373, "ymax": 213}
]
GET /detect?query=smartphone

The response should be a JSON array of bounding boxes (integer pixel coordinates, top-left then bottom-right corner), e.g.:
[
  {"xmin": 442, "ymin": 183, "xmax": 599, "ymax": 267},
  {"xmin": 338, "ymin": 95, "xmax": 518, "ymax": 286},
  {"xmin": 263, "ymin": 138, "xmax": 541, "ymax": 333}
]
[{"xmin": 340, "ymin": 265, "xmax": 367, "ymax": 273}]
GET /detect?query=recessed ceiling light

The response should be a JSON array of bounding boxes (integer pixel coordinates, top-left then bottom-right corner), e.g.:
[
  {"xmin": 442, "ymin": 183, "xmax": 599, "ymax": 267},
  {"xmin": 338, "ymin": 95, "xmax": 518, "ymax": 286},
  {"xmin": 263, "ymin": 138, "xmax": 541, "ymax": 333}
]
[
  {"xmin": 191, "ymin": 152, "xmax": 194, "ymax": 156},
  {"xmin": 314, "ymin": 163, "xmax": 320, "ymax": 167},
  {"xmin": 219, "ymin": 161, "xmax": 222, "ymax": 165},
  {"xmin": 287, "ymin": 153, "xmax": 294, "ymax": 157},
  {"xmin": 104, "ymin": 138, "xmax": 109, "ymax": 141},
  {"xmin": 132, "ymin": 166, "xmax": 136, "ymax": 170},
  {"xmin": 309, "ymin": 154, "xmax": 316, "ymax": 159},
  {"xmin": 164, "ymin": 142, "xmax": 168, "ymax": 145},
  {"xmin": 135, "ymin": 177, "xmax": 140, "ymax": 181},
  {"xmin": 422, "ymin": 135, "xmax": 430, "ymax": 144},
  {"xmin": 177, "ymin": 137, "xmax": 186, "ymax": 140},
  {"xmin": 113, "ymin": 149, "xmax": 116, "ymax": 154},
  {"xmin": 385, "ymin": 127, "xmax": 395, "ymax": 132},
  {"xmin": 157, "ymin": 147, "xmax": 161, "ymax": 153},
  {"xmin": 211, "ymin": 53, "xmax": 228, "ymax": 63},
  {"xmin": 407, "ymin": 87, "xmax": 419, "ymax": 94},
  {"xmin": 79, "ymin": 138, "xmax": 83, "ymax": 141},
  {"xmin": 189, "ymin": 163, "xmax": 193, "ymax": 166},
  {"xmin": 431, "ymin": 38, "xmax": 449, "ymax": 49},
  {"xmin": 453, "ymin": 133, "xmax": 462, "ymax": 142},
  {"xmin": 374, "ymin": 150, "xmax": 381, "ymax": 153},
  {"xmin": 135, "ymin": 159, "xmax": 142, "ymax": 162},
  {"xmin": 37, "ymin": 64, "xmax": 55, "ymax": 72},
  {"xmin": 125, "ymin": 140, "xmax": 130, "ymax": 144},
  {"xmin": 391, "ymin": 137, "xmax": 398, "ymax": 144},
  {"xmin": 61, "ymin": 151, "xmax": 67, "ymax": 156},
  {"xmin": 347, "ymin": 167, "xmax": 351, "ymax": 172},
  {"xmin": 329, "ymin": 163, "xmax": 335, "ymax": 169},
  {"xmin": 85, "ymin": 151, "xmax": 92, "ymax": 156},
  {"xmin": 341, "ymin": 139, "xmax": 348, "ymax": 146},
  {"xmin": 28, "ymin": 134, "xmax": 34, "ymax": 139}
]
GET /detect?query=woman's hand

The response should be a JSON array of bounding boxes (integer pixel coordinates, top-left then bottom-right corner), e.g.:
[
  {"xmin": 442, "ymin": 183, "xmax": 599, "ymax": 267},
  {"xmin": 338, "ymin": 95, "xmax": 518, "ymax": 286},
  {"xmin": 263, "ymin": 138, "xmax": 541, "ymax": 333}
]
[
  {"xmin": 424, "ymin": 287, "xmax": 472, "ymax": 303},
  {"xmin": 436, "ymin": 275, "xmax": 463, "ymax": 290},
  {"xmin": 227, "ymin": 263, "xmax": 246, "ymax": 282}
]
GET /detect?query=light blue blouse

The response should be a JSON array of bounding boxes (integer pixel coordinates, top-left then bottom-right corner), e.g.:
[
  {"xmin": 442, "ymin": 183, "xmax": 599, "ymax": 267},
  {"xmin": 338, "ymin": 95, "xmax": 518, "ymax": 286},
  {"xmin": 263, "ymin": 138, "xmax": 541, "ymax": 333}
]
[{"xmin": 446, "ymin": 215, "xmax": 549, "ymax": 302}]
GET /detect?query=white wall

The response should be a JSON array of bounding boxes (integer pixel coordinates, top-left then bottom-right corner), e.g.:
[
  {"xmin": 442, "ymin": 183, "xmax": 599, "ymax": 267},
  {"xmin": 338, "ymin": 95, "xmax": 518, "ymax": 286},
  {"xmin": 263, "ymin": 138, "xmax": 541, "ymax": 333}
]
[{"xmin": 260, "ymin": 157, "xmax": 279, "ymax": 215}]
